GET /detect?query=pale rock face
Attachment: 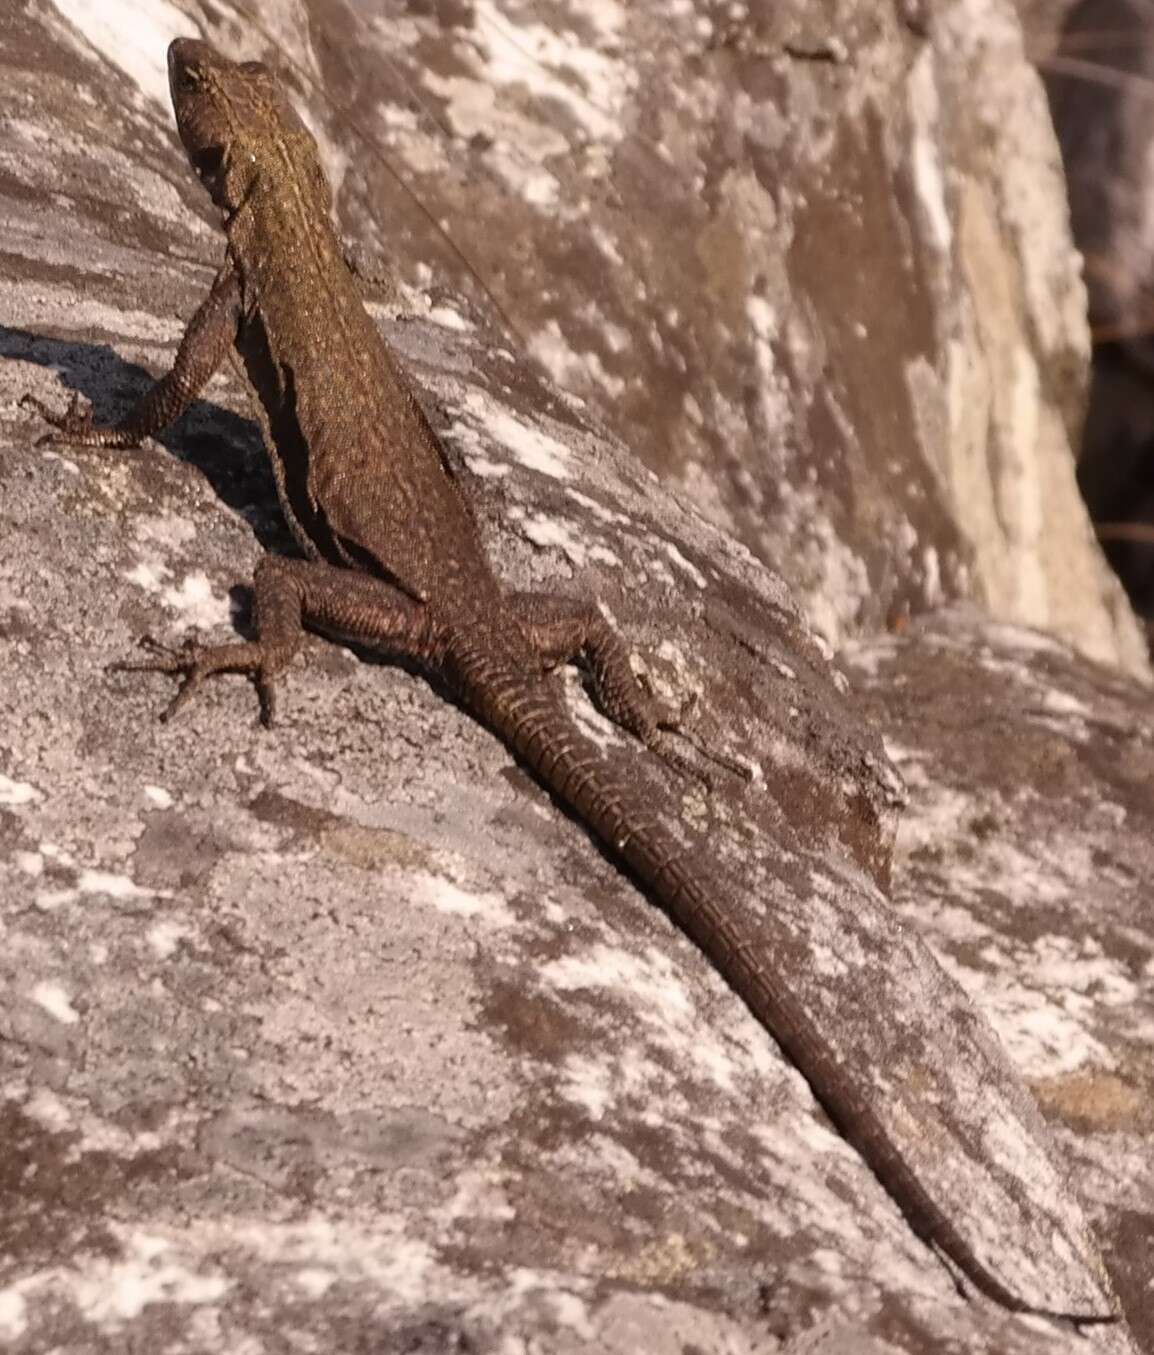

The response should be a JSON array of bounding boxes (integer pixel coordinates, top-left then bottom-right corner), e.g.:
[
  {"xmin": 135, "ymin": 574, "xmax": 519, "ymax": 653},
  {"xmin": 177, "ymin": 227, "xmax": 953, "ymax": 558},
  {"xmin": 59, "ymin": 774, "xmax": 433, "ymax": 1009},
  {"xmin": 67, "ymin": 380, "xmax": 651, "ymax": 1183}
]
[{"xmin": 350, "ymin": 0, "xmax": 1146, "ymax": 678}]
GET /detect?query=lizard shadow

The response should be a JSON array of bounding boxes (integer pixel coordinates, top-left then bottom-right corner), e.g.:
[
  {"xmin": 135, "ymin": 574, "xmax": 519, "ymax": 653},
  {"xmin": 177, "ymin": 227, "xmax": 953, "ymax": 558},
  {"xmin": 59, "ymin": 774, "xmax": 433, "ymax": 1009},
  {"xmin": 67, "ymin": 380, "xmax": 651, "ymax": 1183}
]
[
  {"xmin": 1, "ymin": 325, "xmax": 293, "ymax": 555},
  {"xmin": 3, "ymin": 325, "xmax": 461, "ymax": 685}
]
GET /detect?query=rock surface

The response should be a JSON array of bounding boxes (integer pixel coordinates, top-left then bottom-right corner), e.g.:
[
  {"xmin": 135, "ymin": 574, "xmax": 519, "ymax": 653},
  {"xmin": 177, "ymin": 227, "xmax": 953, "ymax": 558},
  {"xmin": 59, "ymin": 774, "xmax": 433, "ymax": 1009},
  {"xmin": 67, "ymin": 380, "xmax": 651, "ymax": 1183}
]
[
  {"xmin": 332, "ymin": 0, "xmax": 1146, "ymax": 676},
  {"xmin": 0, "ymin": 1, "xmax": 1149, "ymax": 1353},
  {"xmin": 844, "ymin": 611, "xmax": 1154, "ymax": 1350}
]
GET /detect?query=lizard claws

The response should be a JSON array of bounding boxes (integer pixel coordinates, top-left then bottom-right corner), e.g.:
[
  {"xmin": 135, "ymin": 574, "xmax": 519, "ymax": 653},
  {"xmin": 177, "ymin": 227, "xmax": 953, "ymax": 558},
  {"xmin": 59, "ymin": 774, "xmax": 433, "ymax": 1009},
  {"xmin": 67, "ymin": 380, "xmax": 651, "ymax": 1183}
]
[
  {"xmin": 108, "ymin": 631, "xmax": 197, "ymax": 672},
  {"xmin": 110, "ymin": 632, "xmax": 284, "ymax": 726},
  {"xmin": 21, "ymin": 391, "xmax": 98, "ymax": 447},
  {"xmin": 108, "ymin": 633, "xmax": 203, "ymax": 721},
  {"xmin": 649, "ymin": 686, "xmax": 753, "ymax": 788}
]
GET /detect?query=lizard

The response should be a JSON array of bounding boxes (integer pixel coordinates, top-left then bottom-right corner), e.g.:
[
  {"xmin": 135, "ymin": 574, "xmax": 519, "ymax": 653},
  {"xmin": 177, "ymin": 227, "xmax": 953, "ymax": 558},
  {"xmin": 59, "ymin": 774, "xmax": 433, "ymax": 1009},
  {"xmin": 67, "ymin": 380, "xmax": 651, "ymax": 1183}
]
[{"xmin": 21, "ymin": 37, "xmax": 1115, "ymax": 1325}]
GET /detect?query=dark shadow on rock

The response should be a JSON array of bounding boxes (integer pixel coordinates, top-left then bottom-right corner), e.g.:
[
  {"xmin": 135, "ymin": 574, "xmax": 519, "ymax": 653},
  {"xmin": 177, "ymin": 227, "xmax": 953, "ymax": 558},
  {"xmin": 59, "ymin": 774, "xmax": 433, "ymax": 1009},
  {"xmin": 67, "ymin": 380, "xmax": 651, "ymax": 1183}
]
[
  {"xmin": 1043, "ymin": 0, "xmax": 1154, "ymax": 630},
  {"xmin": 0, "ymin": 324, "xmax": 293, "ymax": 555}
]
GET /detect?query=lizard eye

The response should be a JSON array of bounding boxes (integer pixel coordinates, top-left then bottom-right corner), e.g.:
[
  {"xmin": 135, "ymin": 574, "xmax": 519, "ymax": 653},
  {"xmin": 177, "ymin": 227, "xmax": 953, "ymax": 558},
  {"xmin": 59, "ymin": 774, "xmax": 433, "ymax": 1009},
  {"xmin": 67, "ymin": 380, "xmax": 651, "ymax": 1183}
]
[{"xmin": 173, "ymin": 67, "xmax": 203, "ymax": 93}]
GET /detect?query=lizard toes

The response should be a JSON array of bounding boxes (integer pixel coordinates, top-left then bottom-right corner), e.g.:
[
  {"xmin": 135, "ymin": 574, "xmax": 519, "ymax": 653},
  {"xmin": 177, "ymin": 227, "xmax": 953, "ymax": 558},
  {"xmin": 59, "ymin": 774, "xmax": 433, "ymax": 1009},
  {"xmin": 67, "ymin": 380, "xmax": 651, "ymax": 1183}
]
[
  {"xmin": 257, "ymin": 677, "xmax": 279, "ymax": 728},
  {"xmin": 160, "ymin": 678, "xmax": 201, "ymax": 723},
  {"xmin": 23, "ymin": 391, "xmax": 95, "ymax": 445},
  {"xmin": 108, "ymin": 635, "xmax": 191, "ymax": 676}
]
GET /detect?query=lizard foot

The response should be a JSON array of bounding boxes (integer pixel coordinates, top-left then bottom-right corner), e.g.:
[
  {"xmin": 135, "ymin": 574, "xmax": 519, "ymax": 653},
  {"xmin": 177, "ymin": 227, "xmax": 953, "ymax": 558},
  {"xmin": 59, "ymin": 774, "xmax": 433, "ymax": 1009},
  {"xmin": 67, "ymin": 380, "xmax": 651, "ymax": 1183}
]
[
  {"xmin": 646, "ymin": 686, "xmax": 753, "ymax": 790},
  {"xmin": 22, "ymin": 392, "xmax": 102, "ymax": 447},
  {"xmin": 20, "ymin": 391, "xmax": 142, "ymax": 449},
  {"xmin": 110, "ymin": 633, "xmax": 282, "ymax": 725}
]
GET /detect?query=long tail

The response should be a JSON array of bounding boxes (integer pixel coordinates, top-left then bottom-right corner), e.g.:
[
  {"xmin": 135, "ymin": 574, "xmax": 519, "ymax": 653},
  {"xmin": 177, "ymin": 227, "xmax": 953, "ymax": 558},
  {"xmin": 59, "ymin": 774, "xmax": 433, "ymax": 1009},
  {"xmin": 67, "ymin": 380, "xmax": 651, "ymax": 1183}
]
[{"xmin": 452, "ymin": 641, "xmax": 1114, "ymax": 1324}]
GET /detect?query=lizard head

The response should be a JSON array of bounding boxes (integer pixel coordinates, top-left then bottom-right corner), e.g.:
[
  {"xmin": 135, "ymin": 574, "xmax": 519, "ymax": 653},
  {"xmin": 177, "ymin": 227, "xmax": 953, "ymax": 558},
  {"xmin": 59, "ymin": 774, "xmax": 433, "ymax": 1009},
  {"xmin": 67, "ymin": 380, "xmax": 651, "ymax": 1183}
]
[{"xmin": 167, "ymin": 38, "xmax": 332, "ymax": 217}]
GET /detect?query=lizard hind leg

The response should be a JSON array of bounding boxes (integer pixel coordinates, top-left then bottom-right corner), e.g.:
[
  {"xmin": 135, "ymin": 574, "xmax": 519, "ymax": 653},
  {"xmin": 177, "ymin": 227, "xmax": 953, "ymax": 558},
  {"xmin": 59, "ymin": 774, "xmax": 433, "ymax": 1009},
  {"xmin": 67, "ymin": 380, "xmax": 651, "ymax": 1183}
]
[
  {"xmin": 112, "ymin": 554, "xmax": 311, "ymax": 725},
  {"xmin": 115, "ymin": 555, "xmax": 437, "ymax": 726},
  {"xmin": 509, "ymin": 591, "xmax": 749, "ymax": 787}
]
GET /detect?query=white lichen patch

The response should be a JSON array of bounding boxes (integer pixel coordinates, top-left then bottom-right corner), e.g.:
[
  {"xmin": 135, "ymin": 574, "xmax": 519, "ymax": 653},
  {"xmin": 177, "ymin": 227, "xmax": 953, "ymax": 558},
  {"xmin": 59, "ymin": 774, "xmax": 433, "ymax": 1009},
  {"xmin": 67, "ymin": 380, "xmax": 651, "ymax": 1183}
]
[
  {"xmin": 531, "ymin": 312, "xmax": 629, "ymax": 397},
  {"xmin": 467, "ymin": 0, "xmax": 632, "ymax": 145},
  {"xmin": 564, "ymin": 488, "xmax": 630, "ymax": 526},
  {"xmin": 411, "ymin": 0, "xmax": 633, "ymax": 206},
  {"xmin": 30, "ymin": 981, "xmax": 81, "ymax": 1024},
  {"xmin": 581, "ymin": 1133, "xmax": 651, "ymax": 1189},
  {"xmin": 147, "ymin": 920, "xmax": 191, "ymax": 958},
  {"xmin": 841, "ymin": 636, "xmax": 902, "ymax": 680},
  {"xmin": 133, "ymin": 513, "xmax": 197, "ymax": 549},
  {"xmin": 423, "ymin": 68, "xmax": 568, "ymax": 193},
  {"xmin": 745, "ymin": 1117, "xmax": 865, "ymax": 1244},
  {"xmin": 23, "ymin": 1086, "xmax": 74, "ymax": 1132},
  {"xmin": 983, "ymin": 985, "xmax": 1114, "ymax": 1078},
  {"xmin": 0, "ymin": 775, "xmax": 41, "ymax": 806},
  {"xmin": 124, "ymin": 560, "xmax": 171, "ymax": 591},
  {"xmin": 14, "ymin": 851, "xmax": 44, "ymax": 876},
  {"xmin": 427, "ymin": 304, "xmax": 473, "ymax": 332},
  {"xmin": 1037, "ymin": 686, "xmax": 1094, "ymax": 719},
  {"xmin": 894, "ymin": 776, "xmax": 1136, "ymax": 1077},
  {"xmin": 293, "ymin": 1268, "xmax": 337, "ymax": 1299},
  {"xmin": 35, "ymin": 888, "xmax": 80, "ymax": 911},
  {"xmin": 979, "ymin": 621, "xmax": 1069, "ymax": 658},
  {"xmin": 460, "ymin": 453, "xmax": 511, "ymax": 479},
  {"xmin": 125, "ymin": 563, "xmax": 230, "ymax": 630},
  {"xmin": 160, "ymin": 572, "xmax": 231, "ymax": 629},
  {"xmin": 662, "ymin": 541, "xmax": 707, "ymax": 589},
  {"xmin": 415, "ymin": 874, "xmax": 515, "ymax": 927},
  {"xmin": 77, "ymin": 870, "xmax": 168, "ymax": 903},
  {"xmin": 554, "ymin": 1052, "xmax": 617, "ymax": 1120},
  {"xmin": 908, "ymin": 49, "xmax": 952, "ymax": 253},
  {"xmin": 454, "ymin": 391, "xmax": 572, "ymax": 479},
  {"xmin": 542, "ymin": 942, "xmax": 756, "ymax": 1095},
  {"xmin": 567, "ymin": 689, "xmax": 625, "ymax": 755},
  {"xmin": 796, "ymin": 514, "xmax": 872, "ymax": 648},
  {"xmin": 9, "ymin": 1228, "xmax": 230, "ymax": 1324},
  {"xmin": 892, "ymin": 782, "xmax": 974, "ymax": 857},
  {"xmin": 433, "ymin": 1169, "xmax": 516, "ymax": 1229},
  {"xmin": 228, "ymin": 1217, "xmax": 441, "ymax": 1306},
  {"xmin": 746, "ymin": 294, "xmax": 779, "ymax": 343},
  {"xmin": 544, "ymin": 943, "xmax": 692, "ymax": 1011},
  {"xmin": 520, "ymin": 514, "xmax": 620, "ymax": 569},
  {"xmin": 13, "ymin": 285, "xmax": 186, "ymax": 346},
  {"xmin": 37, "ymin": 448, "xmax": 81, "ymax": 476},
  {"xmin": 921, "ymin": 545, "xmax": 943, "ymax": 606},
  {"xmin": 20, "ymin": 1089, "xmax": 163, "ymax": 1161},
  {"xmin": 0, "ymin": 1289, "xmax": 26, "ymax": 1342},
  {"xmin": 880, "ymin": 738, "xmax": 922, "ymax": 766}
]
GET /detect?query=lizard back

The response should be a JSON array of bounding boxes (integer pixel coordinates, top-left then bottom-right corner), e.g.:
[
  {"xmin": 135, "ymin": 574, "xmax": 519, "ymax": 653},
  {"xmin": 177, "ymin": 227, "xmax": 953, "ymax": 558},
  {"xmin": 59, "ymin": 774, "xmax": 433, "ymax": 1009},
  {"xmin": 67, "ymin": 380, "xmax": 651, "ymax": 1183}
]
[{"xmin": 172, "ymin": 39, "xmax": 499, "ymax": 610}]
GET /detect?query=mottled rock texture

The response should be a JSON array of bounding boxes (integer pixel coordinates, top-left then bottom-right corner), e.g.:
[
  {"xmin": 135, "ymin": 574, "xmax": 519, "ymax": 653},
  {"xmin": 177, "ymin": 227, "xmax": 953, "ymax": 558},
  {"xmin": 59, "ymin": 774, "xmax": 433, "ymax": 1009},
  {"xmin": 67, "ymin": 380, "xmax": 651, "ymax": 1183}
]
[
  {"xmin": 844, "ymin": 611, "xmax": 1154, "ymax": 1349},
  {"xmin": 335, "ymin": 0, "xmax": 1146, "ymax": 676},
  {"xmin": 0, "ymin": 1, "xmax": 1149, "ymax": 1353}
]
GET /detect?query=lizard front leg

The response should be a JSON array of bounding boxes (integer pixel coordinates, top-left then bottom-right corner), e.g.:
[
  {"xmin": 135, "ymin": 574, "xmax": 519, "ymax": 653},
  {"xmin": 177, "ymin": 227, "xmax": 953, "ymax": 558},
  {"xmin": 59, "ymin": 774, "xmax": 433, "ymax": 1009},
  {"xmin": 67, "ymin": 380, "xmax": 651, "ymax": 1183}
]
[
  {"xmin": 122, "ymin": 555, "xmax": 436, "ymax": 724},
  {"xmin": 22, "ymin": 266, "xmax": 242, "ymax": 448}
]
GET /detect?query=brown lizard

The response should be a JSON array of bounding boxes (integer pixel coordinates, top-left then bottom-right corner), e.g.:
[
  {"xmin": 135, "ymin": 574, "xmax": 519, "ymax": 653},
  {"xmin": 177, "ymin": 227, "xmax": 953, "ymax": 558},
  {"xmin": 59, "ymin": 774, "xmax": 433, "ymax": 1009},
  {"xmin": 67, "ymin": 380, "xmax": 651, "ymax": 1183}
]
[{"xmin": 22, "ymin": 38, "xmax": 1114, "ymax": 1324}]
